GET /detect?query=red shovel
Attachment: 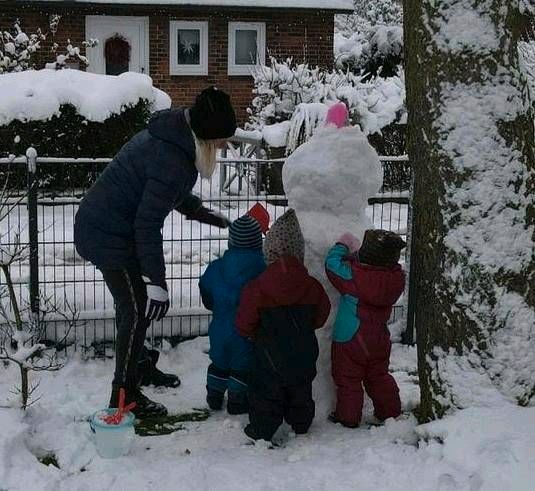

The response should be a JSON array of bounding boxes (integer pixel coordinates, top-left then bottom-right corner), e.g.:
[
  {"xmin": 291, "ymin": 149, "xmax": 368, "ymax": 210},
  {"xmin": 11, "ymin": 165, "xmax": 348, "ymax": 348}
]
[{"xmin": 101, "ymin": 388, "xmax": 136, "ymax": 425}]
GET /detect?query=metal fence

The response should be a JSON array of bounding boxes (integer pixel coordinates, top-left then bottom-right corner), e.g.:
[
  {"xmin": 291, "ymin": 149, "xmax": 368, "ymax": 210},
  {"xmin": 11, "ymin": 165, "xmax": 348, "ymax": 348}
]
[{"xmin": 0, "ymin": 147, "xmax": 410, "ymax": 355}]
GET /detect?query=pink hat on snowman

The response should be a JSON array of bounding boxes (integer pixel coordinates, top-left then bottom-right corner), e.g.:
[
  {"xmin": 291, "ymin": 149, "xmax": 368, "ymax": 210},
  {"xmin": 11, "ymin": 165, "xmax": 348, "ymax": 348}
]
[{"xmin": 325, "ymin": 102, "xmax": 349, "ymax": 129}]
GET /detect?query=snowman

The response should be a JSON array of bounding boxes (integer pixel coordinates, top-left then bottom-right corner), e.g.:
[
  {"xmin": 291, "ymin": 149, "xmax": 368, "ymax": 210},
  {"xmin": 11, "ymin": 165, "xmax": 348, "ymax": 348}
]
[{"xmin": 282, "ymin": 102, "xmax": 383, "ymax": 415}]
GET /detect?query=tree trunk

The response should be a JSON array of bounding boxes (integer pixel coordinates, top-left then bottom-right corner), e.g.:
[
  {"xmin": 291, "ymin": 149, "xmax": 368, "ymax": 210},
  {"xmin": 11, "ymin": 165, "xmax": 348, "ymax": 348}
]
[{"xmin": 404, "ymin": 0, "xmax": 535, "ymax": 421}]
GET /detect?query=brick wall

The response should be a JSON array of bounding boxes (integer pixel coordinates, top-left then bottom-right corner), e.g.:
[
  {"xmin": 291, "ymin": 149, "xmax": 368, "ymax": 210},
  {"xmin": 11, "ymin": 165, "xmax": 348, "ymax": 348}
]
[{"xmin": 2, "ymin": 2, "xmax": 335, "ymax": 124}]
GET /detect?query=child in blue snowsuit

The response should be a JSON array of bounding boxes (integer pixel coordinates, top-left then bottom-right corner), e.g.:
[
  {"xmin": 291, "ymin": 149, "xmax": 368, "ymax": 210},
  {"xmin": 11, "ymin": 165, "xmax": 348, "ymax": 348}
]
[{"xmin": 199, "ymin": 211, "xmax": 267, "ymax": 414}]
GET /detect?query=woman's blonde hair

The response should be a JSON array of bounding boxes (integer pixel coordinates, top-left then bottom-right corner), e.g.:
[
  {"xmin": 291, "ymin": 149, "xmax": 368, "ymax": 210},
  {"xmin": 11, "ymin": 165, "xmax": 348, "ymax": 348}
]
[{"xmin": 193, "ymin": 135, "xmax": 218, "ymax": 179}]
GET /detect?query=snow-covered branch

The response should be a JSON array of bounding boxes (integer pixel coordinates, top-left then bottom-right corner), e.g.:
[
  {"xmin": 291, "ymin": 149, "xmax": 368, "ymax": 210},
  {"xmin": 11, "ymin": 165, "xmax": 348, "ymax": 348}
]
[
  {"xmin": 0, "ymin": 17, "xmax": 98, "ymax": 74},
  {"xmin": 0, "ymin": 20, "xmax": 45, "ymax": 73},
  {"xmin": 0, "ymin": 171, "xmax": 79, "ymax": 408},
  {"xmin": 248, "ymin": 57, "xmax": 405, "ymax": 151},
  {"xmin": 46, "ymin": 38, "xmax": 99, "ymax": 71}
]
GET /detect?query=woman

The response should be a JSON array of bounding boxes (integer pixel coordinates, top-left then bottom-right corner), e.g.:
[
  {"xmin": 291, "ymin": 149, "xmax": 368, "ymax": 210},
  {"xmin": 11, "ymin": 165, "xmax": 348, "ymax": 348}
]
[{"xmin": 74, "ymin": 87, "xmax": 236, "ymax": 418}]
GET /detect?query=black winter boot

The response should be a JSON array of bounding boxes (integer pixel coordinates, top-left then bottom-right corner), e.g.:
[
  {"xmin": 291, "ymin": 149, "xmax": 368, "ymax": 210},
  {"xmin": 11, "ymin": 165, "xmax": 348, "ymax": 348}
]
[
  {"xmin": 130, "ymin": 390, "xmax": 168, "ymax": 418},
  {"xmin": 139, "ymin": 349, "xmax": 181, "ymax": 389},
  {"xmin": 109, "ymin": 387, "xmax": 168, "ymax": 419},
  {"xmin": 244, "ymin": 424, "xmax": 276, "ymax": 443},
  {"xmin": 244, "ymin": 424, "xmax": 261, "ymax": 441},
  {"xmin": 227, "ymin": 391, "xmax": 249, "ymax": 415},
  {"xmin": 206, "ymin": 388, "xmax": 224, "ymax": 411}
]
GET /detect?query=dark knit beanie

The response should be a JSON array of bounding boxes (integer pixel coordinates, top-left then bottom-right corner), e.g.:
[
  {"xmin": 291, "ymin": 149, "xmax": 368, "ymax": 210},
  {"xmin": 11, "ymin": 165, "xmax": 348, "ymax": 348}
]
[
  {"xmin": 229, "ymin": 215, "xmax": 263, "ymax": 250},
  {"xmin": 358, "ymin": 229, "xmax": 406, "ymax": 267},
  {"xmin": 189, "ymin": 87, "xmax": 237, "ymax": 140}
]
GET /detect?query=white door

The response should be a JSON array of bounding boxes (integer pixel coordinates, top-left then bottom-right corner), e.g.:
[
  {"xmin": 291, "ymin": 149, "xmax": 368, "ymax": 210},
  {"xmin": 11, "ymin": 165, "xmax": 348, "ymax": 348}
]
[{"xmin": 85, "ymin": 16, "xmax": 149, "ymax": 75}]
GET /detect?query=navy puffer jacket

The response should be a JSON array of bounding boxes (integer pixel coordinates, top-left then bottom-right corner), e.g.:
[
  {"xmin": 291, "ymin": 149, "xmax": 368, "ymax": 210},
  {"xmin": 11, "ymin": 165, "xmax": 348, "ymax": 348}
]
[{"xmin": 74, "ymin": 109, "xmax": 201, "ymax": 285}]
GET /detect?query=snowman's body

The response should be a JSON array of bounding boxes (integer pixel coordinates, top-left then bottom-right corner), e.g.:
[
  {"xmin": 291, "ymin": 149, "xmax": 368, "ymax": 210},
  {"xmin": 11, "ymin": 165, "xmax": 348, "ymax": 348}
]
[{"xmin": 283, "ymin": 124, "xmax": 382, "ymax": 414}]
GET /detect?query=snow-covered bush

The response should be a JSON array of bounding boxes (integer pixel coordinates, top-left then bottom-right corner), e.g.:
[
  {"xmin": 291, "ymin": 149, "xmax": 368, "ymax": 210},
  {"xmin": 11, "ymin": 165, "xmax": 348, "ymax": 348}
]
[
  {"xmin": 248, "ymin": 57, "xmax": 405, "ymax": 153},
  {"xmin": 335, "ymin": 0, "xmax": 403, "ymax": 37},
  {"xmin": 335, "ymin": 25, "xmax": 403, "ymax": 77},
  {"xmin": 354, "ymin": 0, "xmax": 402, "ymax": 27},
  {"xmin": 335, "ymin": 0, "xmax": 403, "ymax": 77},
  {"xmin": 248, "ymin": 58, "xmax": 328, "ymax": 128},
  {"xmin": 0, "ymin": 21, "xmax": 45, "ymax": 73},
  {"xmin": 0, "ymin": 70, "xmax": 171, "ymax": 186}
]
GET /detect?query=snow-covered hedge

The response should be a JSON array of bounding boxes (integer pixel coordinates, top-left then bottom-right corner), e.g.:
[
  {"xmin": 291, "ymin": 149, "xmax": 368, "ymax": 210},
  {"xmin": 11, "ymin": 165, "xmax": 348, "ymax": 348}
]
[
  {"xmin": 334, "ymin": 25, "xmax": 403, "ymax": 77},
  {"xmin": 0, "ymin": 69, "xmax": 170, "ymax": 162},
  {"xmin": 335, "ymin": 0, "xmax": 402, "ymax": 36},
  {"xmin": 248, "ymin": 57, "xmax": 405, "ymax": 153},
  {"xmin": 334, "ymin": 0, "xmax": 403, "ymax": 77}
]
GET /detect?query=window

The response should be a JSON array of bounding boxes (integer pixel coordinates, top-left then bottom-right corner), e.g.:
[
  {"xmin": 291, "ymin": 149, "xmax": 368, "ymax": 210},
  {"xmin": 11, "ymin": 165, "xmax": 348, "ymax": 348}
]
[
  {"xmin": 228, "ymin": 22, "xmax": 266, "ymax": 76},
  {"xmin": 169, "ymin": 21, "xmax": 208, "ymax": 76}
]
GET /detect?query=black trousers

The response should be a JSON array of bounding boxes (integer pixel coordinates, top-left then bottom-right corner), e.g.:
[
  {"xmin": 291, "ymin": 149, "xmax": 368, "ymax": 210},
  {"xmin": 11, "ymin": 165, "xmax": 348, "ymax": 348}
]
[
  {"xmin": 248, "ymin": 373, "xmax": 315, "ymax": 441},
  {"xmin": 101, "ymin": 267, "xmax": 150, "ymax": 391}
]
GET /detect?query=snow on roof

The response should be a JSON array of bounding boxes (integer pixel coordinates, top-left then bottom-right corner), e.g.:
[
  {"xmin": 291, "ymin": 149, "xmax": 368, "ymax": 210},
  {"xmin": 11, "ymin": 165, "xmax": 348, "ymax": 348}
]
[
  {"xmin": 22, "ymin": 0, "xmax": 354, "ymax": 11},
  {"xmin": 0, "ymin": 69, "xmax": 171, "ymax": 125}
]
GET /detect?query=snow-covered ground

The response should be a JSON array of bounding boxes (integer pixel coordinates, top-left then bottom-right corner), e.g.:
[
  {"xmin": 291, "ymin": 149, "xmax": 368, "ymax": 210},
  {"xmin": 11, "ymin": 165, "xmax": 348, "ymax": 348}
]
[{"xmin": 1, "ymin": 336, "xmax": 533, "ymax": 490}]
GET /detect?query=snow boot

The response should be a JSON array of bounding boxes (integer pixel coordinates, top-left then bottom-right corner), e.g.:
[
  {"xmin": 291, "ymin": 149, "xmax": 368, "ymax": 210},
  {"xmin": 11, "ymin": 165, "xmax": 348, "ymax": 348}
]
[
  {"xmin": 244, "ymin": 424, "xmax": 262, "ymax": 441},
  {"xmin": 139, "ymin": 349, "xmax": 181, "ymax": 389},
  {"xmin": 328, "ymin": 412, "xmax": 359, "ymax": 429},
  {"xmin": 206, "ymin": 387, "xmax": 224, "ymax": 411},
  {"xmin": 227, "ymin": 391, "xmax": 249, "ymax": 415},
  {"xmin": 244, "ymin": 424, "xmax": 281, "ymax": 447},
  {"xmin": 109, "ymin": 387, "xmax": 168, "ymax": 419}
]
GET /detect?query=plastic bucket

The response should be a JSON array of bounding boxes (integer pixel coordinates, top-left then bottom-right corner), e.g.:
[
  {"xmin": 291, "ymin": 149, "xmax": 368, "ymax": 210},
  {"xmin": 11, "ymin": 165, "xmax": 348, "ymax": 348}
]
[{"xmin": 90, "ymin": 409, "xmax": 135, "ymax": 459}]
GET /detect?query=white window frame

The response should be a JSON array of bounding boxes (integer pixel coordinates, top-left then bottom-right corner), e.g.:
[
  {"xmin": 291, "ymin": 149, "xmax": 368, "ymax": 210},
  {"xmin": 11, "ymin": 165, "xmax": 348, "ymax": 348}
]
[
  {"xmin": 228, "ymin": 22, "xmax": 266, "ymax": 76},
  {"xmin": 169, "ymin": 20, "xmax": 209, "ymax": 76}
]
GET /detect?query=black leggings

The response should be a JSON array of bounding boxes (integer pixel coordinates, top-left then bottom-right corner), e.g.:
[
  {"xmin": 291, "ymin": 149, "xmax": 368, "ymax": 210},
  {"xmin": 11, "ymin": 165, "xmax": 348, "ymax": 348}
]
[{"xmin": 101, "ymin": 267, "xmax": 150, "ymax": 390}]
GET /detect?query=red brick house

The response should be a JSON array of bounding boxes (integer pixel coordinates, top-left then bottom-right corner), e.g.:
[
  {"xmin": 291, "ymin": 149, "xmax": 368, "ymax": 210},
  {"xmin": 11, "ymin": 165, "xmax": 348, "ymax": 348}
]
[{"xmin": 2, "ymin": 1, "xmax": 353, "ymax": 122}]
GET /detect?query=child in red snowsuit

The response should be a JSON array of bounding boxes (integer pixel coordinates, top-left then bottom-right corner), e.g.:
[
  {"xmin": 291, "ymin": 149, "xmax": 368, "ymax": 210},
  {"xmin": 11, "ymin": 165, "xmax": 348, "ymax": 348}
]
[
  {"xmin": 236, "ymin": 209, "xmax": 331, "ymax": 442},
  {"xmin": 325, "ymin": 229, "xmax": 406, "ymax": 428}
]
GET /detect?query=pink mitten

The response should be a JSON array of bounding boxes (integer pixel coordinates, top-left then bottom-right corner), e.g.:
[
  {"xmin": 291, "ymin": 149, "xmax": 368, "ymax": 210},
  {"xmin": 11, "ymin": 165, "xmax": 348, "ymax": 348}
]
[{"xmin": 337, "ymin": 233, "xmax": 361, "ymax": 252}]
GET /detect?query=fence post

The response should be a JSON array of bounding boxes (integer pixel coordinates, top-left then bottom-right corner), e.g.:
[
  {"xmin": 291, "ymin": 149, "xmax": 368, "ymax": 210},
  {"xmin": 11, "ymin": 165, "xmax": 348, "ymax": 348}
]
[
  {"xmin": 254, "ymin": 144, "xmax": 263, "ymax": 196},
  {"xmin": 219, "ymin": 145, "xmax": 227, "ymax": 194},
  {"xmin": 402, "ymin": 165, "xmax": 416, "ymax": 345},
  {"xmin": 26, "ymin": 147, "xmax": 39, "ymax": 315}
]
